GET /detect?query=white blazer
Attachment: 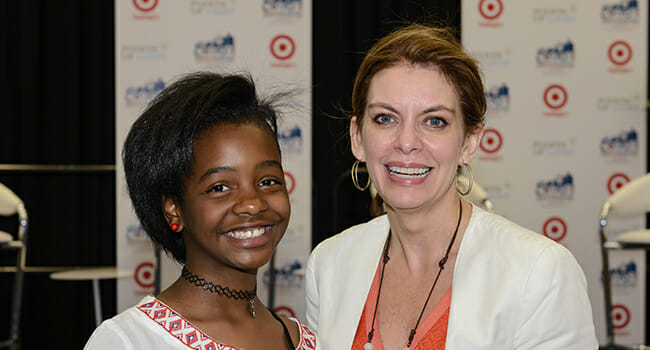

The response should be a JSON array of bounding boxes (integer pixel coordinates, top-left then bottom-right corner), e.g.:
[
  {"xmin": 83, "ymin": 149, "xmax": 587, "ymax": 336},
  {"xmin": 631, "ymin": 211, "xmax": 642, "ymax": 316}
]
[{"xmin": 305, "ymin": 205, "xmax": 598, "ymax": 349}]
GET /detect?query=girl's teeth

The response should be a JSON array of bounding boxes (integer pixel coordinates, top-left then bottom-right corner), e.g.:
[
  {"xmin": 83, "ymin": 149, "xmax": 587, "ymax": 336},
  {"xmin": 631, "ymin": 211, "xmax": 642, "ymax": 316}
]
[{"xmin": 225, "ymin": 227, "xmax": 266, "ymax": 239}]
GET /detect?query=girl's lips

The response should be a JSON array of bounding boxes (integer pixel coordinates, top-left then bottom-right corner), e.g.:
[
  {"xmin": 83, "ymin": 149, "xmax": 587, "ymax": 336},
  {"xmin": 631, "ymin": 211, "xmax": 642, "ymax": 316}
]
[{"xmin": 224, "ymin": 226, "xmax": 269, "ymax": 240}]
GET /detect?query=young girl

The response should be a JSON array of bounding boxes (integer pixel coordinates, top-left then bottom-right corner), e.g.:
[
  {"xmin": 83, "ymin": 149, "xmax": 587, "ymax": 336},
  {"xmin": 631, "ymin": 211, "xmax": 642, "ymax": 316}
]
[{"xmin": 85, "ymin": 72, "xmax": 317, "ymax": 349}]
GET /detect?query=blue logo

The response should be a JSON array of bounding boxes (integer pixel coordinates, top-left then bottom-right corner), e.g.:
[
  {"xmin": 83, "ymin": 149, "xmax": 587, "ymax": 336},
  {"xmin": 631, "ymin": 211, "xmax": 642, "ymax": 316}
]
[
  {"xmin": 602, "ymin": 0, "xmax": 639, "ymax": 23},
  {"xmin": 536, "ymin": 40, "xmax": 574, "ymax": 68},
  {"xmin": 194, "ymin": 33, "xmax": 235, "ymax": 61},
  {"xmin": 278, "ymin": 125, "xmax": 303, "ymax": 154},
  {"xmin": 125, "ymin": 78, "xmax": 165, "ymax": 106},
  {"xmin": 263, "ymin": 260, "xmax": 303, "ymax": 288},
  {"xmin": 609, "ymin": 260, "xmax": 637, "ymax": 287},
  {"xmin": 126, "ymin": 224, "xmax": 149, "ymax": 243},
  {"xmin": 485, "ymin": 83, "xmax": 509, "ymax": 112},
  {"xmin": 262, "ymin": 0, "xmax": 303, "ymax": 16},
  {"xmin": 535, "ymin": 172, "xmax": 574, "ymax": 200},
  {"xmin": 601, "ymin": 129, "xmax": 638, "ymax": 156}
]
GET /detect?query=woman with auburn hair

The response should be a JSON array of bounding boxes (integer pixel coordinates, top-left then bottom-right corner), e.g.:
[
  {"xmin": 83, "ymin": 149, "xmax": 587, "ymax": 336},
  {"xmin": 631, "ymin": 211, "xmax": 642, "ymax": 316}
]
[{"xmin": 306, "ymin": 24, "xmax": 597, "ymax": 350}]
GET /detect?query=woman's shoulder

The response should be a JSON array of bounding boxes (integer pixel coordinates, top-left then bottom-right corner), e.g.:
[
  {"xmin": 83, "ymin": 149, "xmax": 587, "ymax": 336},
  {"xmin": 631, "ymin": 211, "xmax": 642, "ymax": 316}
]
[{"xmin": 313, "ymin": 215, "xmax": 388, "ymax": 253}]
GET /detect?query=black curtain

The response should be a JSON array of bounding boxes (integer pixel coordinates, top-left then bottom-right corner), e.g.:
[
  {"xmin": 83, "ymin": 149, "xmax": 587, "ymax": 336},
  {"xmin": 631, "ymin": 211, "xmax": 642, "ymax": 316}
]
[{"xmin": 0, "ymin": 1, "xmax": 115, "ymax": 348}]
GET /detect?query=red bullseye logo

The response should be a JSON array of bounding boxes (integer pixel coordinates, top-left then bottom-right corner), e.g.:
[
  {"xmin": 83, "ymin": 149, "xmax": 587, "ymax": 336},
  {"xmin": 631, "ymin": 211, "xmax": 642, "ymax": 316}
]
[
  {"xmin": 480, "ymin": 128, "xmax": 503, "ymax": 154},
  {"xmin": 612, "ymin": 304, "xmax": 631, "ymax": 329},
  {"xmin": 284, "ymin": 171, "xmax": 296, "ymax": 194},
  {"xmin": 132, "ymin": 0, "xmax": 158, "ymax": 12},
  {"xmin": 274, "ymin": 305, "xmax": 296, "ymax": 318},
  {"xmin": 134, "ymin": 262, "xmax": 155, "ymax": 288},
  {"xmin": 478, "ymin": 0, "xmax": 503, "ymax": 20},
  {"xmin": 543, "ymin": 84, "xmax": 568, "ymax": 110},
  {"xmin": 608, "ymin": 41, "xmax": 633, "ymax": 66},
  {"xmin": 543, "ymin": 217, "xmax": 567, "ymax": 242},
  {"xmin": 270, "ymin": 35, "xmax": 296, "ymax": 60},
  {"xmin": 607, "ymin": 172, "xmax": 630, "ymax": 194}
]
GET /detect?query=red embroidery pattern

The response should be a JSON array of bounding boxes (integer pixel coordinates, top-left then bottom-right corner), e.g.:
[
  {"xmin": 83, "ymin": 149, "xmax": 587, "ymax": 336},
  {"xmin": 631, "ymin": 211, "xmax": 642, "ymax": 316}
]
[{"xmin": 137, "ymin": 299, "xmax": 317, "ymax": 350}]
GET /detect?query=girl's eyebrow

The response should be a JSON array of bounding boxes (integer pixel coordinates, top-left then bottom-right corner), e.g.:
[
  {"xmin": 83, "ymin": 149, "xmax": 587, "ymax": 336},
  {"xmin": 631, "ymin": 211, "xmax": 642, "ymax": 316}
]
[{"xmin": 198, "ymin": 160, "xmax": 282, "ymax": 182}]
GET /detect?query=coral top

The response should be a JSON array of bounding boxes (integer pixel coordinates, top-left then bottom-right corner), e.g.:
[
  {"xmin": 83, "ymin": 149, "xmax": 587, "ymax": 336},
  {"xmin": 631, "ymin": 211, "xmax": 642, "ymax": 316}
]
[{"xmin": 351, "ymin": 264, "xmax": 451, "ymax": 350}]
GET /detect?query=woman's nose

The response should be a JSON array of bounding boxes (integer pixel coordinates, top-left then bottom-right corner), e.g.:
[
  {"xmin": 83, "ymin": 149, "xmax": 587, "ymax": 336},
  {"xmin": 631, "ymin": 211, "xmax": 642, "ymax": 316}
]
[{"xmin": 394, "ymin": 124, "xmax": 421, "ymax": 154}]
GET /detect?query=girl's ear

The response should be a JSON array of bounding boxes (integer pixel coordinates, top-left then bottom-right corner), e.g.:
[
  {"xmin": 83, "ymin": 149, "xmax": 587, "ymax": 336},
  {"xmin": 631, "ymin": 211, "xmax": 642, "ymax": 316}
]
[
  {"xmin": 460, "ymin": 124, "xmax": 484, "ymax": 165},
  {"xmin": 350, "ymin": 116, "xmax": 366, "ymax": 161},
  {"xmin": 162, "ymin": 195, "xmax": 184, "ymax": 232}
]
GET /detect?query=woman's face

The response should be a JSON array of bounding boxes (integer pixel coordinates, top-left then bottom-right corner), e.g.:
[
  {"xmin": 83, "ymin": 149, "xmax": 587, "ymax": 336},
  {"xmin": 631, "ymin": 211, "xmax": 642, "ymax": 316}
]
[
  {"xmin": 166, "ymin": 123, "xmax": 290, "ymax": 273},
  {"xmin": 351, "ymin": 63, "xmax": 482, "ymax": 212}
]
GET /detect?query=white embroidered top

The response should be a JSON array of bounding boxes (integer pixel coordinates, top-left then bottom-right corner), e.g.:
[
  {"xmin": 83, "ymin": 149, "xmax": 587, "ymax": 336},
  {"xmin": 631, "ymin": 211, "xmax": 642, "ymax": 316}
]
[{"xmin": 84, "ymin": 295, "xmax": 318, "ymax": 350}]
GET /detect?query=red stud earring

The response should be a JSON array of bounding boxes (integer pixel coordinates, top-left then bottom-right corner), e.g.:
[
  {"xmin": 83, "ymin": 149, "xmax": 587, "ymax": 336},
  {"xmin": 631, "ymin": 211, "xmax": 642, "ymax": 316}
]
[{"xmin": 170, "ymin": 223, "xmax": 179, "ymax": 232}]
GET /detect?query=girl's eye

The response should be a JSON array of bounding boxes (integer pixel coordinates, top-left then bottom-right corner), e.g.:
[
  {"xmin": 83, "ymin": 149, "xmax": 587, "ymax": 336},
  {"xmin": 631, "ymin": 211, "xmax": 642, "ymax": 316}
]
[
  {"xmin": 373, "ymin": 113, "xmax": 394, "ymax": 124},
  {"xmin": 208, "ymin": 184, "xmax": 230, "ymax": 192},
  {"xmin": 260, "ymin": 178, "xmax": 283, "ymax": 187},
  {"xmin": 426, "ymin": 117, "xmax": 447, "ymax": 127}
]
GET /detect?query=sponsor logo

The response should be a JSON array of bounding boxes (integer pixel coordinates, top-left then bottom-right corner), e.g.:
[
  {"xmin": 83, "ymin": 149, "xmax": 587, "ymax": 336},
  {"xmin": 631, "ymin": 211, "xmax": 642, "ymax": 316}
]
[
  {"xmin": 610, "ymin": 260, "xmax": 638, "ymax": 287},
  {"xmin": 536, "ymin": 172, "xmax": 574, "ymax": 201},
  {"xmin": 477, "ymin": 0, "xmax": 504, "ymax": 27},
  {"xmin": 125, "ymin": 78, "xmax": 165, "ymax": 106},
  {"xmin": 596, "ymin": 95, "xmax": 641, "ymax": 111},
  {"xmin": 607, "ymin": 172, "xmax": 630, "ymax": 194},
  {"xmin": 602, "ymin": 0, "xmax": 639, "ymax": 24},
  {"xmin": 478, "ymin": 128, "xmax": 503, "ymax": 161},
  {"xmin": 482, "ymin": 181, "xmax": 511, "ymax": 201},
  {"xmin": 270, "ymin": 34, "xmax": 296, "ymax": 67},
  {"xmin": 532, "ymin": 138, "xmax": 576, "ymax": 156},
  {"xmin": 608, "ymin": 40, "xmax": 633, "ymax": 73},
  {"xmin": 263, "ymin": 260, "xmax": 304, "ymax": 288},
  {"xmin": 485, "ymin": 83, "xmax": 509, "ymax": 113},
  {"xmin": 132, "ymin": 0, "xmax": 159, "ymax": 20},
  {"xmin": 120, "ymin": 43, "xmax": 168, "ymax": 61},
  {"xmin": 274, "ymin": 305, "xmax": 296, "ymax": 318},
  {"xmin": 134, "ymin": 261, "xmax": 155, "ymax": 289},
  {"xmin": 471, "ymin": 49, "xmax": 511, "ymax": 67},
  {"xmin": 612, "ymin": 304, "xmax": 631, "ymax": 335},
  {"xmin": 536, "ymin": 39, "xmax": 574, "ymax": 69},
  {"xmin": 284, "ymin": 171, "xmax": 296, "ymax": 195},
  {"xmin": 190, "ymin": 0, "xmax": 236, "ymax": 16},
  {"xmin": 263, "ymin": 0, "xmax": 303, "ymax": 17},
  {"xmin": 194, "ymin": 33, "xmax": 235, "ymax": 62},
  {"xmin": 532, "ymin": 5, "xmax": 577, "ymax": 23},
  {"xmin": 542, "ymin": 216, "xmax": 567, "ymax": 242},
  {"xmin": 542, "ymin": 84, "xmax": 568, "ymax": 117},
  {"xmin": 601, "ymin": 129, "xmax": 639, "ymax": 157},
  {"xmin": 125, "ymin": 224, "xmax": 149, "ymax": 243},
  {"xmin": 278, "ymin": 124, "xmax": 303, "ymax": 154}
]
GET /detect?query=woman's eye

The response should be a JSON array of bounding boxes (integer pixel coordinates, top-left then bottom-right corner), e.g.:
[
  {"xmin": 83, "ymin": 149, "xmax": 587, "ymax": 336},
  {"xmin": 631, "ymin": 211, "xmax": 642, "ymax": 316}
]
[
  {"xmin": 208, "ymin": 184, "xmax": 230, "ymax": 192},
  {"xmin": 426, "ymin": 117, "xmax": 447, "ymax": 127},
  {"xmin": 373, "ymin": 113, "xmax": 394, "ymax": 124}
]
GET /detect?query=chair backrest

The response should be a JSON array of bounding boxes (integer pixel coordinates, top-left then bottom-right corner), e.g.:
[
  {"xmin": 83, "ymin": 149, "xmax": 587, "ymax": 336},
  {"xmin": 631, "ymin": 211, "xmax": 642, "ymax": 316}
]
[{"xmin": 602, "ymin": 173, "xmax": 650, "ymax": 219}]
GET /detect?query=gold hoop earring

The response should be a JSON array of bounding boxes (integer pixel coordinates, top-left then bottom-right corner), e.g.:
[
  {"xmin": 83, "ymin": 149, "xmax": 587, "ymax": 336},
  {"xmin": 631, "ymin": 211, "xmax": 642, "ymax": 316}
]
[
  {"xmin": 456, "ymin": 163, "xmax": 474, "ymax": 196},
  {"xmin": 351, "ymin": 160, "xmax": 371, "ymax": 191}
]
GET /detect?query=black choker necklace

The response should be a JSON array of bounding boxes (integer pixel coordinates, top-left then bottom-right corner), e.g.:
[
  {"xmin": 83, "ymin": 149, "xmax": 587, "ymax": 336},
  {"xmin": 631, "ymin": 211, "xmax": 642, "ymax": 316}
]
[
  {"xmin": 181, "ymin": 266, "xmax": 257, "ymax": 318},
  {"xmin": 365, "ymin": 198, "xmax": 463, "ymax": 350}
]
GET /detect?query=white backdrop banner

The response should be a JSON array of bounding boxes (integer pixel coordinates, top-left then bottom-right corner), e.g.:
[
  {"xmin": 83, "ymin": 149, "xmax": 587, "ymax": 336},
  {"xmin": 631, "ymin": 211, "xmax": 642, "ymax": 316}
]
[
  {"xmin": 462, "ymin": 0, "xmax": 647, "ymax": 345},
  {"xmin": 115, "ymin": 0, "xmax": 312, "ymax": 320}
]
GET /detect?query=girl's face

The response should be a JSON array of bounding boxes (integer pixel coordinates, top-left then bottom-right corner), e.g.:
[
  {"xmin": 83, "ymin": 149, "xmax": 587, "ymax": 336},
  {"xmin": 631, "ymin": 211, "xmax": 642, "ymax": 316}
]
[
  {"xmin": 166, "ymin": 123, "xmax": 290, "ymax": 274},
  {"xmin": 351, "ymin": 63, "xmax": 482, "ymax": 212}
]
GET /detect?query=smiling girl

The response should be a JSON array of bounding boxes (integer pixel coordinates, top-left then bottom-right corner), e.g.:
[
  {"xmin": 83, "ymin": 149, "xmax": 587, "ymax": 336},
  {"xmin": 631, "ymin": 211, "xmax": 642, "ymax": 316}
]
[{"xmin": 85, "ymin": 72, "xmax": 317, "ymax": 350}]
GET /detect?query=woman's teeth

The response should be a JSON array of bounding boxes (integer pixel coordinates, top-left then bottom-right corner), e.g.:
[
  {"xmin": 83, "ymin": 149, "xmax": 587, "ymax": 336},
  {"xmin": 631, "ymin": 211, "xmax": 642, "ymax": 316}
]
[
  {"xmin": 225, "ymin": 227, "xmax": 266, "ymax": 240},
  {"xmin": 388, "ymin": 166, "xmax": 431, "ymax": 178}
]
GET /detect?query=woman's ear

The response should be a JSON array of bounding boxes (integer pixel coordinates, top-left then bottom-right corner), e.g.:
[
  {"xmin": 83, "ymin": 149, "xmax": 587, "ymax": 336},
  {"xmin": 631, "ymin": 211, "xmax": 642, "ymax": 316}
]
[
  {"xmin": 162, "ymin": 195, "xmax": 184, "ymax": 232},
  {"xmin": 350, "ymin": 116, "xmax": 366, "ymax": 161},
  {"xmin": 460, "ymin": 124, "xmax": 484, "ymax": 165}
]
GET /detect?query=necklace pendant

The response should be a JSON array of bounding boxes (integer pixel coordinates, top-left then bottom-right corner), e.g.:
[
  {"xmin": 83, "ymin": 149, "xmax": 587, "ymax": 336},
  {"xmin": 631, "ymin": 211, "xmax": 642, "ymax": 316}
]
[
  {"xmin": 363, "ymin": 343, "xmax": 373, "ymax": 350},
  {"xmin": 248, "ymin": 298, "xmax": 255, "ymax": 318}
]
